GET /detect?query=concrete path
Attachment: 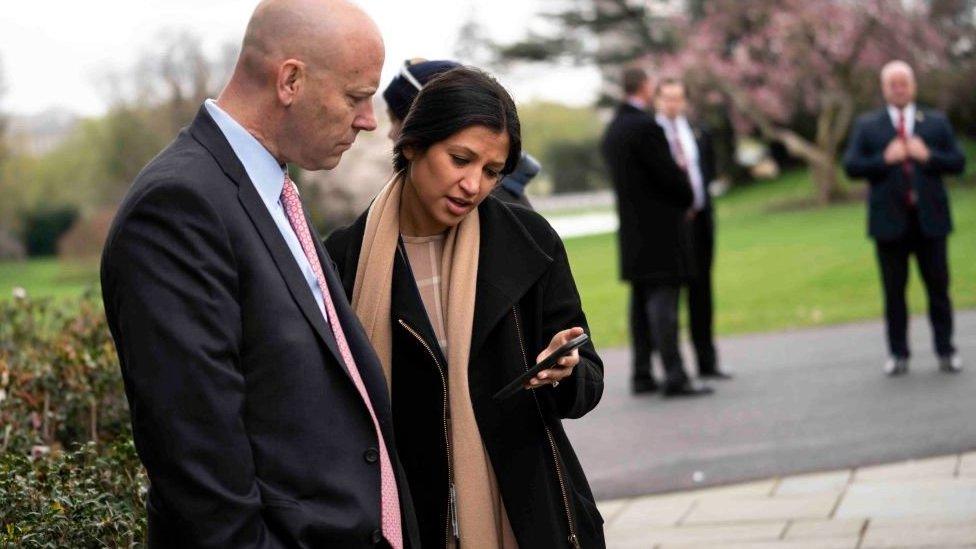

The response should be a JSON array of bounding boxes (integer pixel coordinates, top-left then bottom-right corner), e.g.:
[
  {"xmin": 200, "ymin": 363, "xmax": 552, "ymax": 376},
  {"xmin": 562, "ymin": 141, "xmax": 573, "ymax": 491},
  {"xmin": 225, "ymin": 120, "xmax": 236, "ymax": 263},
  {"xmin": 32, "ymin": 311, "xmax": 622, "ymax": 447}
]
[
  {"xmin": 598, "ymin": 451, "xmax": 976, "ymax": 548},
  {"xmin": 567, "ymin": 310, "xmax": 976, "ymax": 501},
  {"xmin": 546, "ymin": 211, "xmax": 617, "ymax": 239}
]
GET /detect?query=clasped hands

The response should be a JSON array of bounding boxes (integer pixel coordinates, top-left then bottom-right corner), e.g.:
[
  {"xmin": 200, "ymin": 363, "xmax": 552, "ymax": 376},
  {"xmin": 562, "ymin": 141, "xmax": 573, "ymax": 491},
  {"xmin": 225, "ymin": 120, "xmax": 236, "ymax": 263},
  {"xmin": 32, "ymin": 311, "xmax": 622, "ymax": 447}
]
[{"xmin": 884, "ymin": 137, "xmax": 930, "ymax": 165}]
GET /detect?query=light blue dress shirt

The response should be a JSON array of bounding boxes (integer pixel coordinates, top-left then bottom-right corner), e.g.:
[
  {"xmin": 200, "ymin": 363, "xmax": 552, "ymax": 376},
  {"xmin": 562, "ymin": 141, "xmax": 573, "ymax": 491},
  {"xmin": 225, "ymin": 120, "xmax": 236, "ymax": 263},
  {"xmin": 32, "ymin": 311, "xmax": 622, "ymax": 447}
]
[{"xmin": 204, "ymin": 99, "xmax": 328, "ymax": 322}]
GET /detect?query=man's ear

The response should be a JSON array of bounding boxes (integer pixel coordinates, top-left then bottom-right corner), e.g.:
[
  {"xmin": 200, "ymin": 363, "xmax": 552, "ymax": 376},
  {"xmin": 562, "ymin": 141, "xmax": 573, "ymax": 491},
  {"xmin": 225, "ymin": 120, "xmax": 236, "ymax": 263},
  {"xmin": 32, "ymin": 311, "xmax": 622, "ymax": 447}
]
[{"xmin": 276, "ymin": 59, "xmax": 305, "ymax": 107}]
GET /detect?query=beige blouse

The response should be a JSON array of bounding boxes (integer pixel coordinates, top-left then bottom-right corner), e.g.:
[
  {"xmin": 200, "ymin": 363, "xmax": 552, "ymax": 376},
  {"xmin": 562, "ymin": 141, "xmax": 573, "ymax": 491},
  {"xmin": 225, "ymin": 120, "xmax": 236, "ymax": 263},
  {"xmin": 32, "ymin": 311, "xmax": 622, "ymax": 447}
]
[{"xmin": 401, "ymin": 233, "xmax": 449, "ymax": 354}]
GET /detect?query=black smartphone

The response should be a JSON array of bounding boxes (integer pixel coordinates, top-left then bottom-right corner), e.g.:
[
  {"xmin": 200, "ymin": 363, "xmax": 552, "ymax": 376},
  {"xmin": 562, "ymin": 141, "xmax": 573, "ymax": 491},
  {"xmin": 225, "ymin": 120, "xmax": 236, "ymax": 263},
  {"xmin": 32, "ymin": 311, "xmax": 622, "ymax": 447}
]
[{"xmin": 492, "ymin": 333, "xmax": 590, "ymax": 401}]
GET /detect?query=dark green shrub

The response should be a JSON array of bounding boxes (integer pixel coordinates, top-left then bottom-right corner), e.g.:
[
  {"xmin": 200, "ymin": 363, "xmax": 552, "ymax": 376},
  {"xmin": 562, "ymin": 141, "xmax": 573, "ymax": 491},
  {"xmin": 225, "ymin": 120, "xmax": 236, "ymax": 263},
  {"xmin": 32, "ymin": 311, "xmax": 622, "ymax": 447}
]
[
  {"xmin": 0, "ymin": 291, "xmax": 129, "ymax": 455},
  {"xmin": 0, "ymin": 439, "xmax": 147, "ymax": 547},
  {"xmin": 21, "ymin": 207, "xmax": 79, "ymax": 258},
  {"xmin": 1, "ymin": 290, "xmax": 145, "ymax": 544},
  {"xmin": 545, "ymin": 138, "xmax": 609, "ymax": 194}
]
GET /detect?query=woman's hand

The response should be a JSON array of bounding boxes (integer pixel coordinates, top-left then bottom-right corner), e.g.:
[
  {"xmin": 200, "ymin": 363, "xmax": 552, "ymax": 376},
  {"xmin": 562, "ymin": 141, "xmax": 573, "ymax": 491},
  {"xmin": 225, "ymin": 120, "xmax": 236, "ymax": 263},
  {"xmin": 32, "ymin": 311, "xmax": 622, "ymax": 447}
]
[{"xmin": 524, "ymin": 327, "xmax": 586, "ymax": 390}]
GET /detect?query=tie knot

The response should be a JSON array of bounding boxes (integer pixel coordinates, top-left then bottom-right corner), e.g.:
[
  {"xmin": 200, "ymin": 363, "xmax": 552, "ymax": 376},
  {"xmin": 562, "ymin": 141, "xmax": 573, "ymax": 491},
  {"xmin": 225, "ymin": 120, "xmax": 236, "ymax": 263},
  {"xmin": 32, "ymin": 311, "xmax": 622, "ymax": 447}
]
[{"xmin": 281, "ymin": 172, "xmax": 297, "ymax": 201}]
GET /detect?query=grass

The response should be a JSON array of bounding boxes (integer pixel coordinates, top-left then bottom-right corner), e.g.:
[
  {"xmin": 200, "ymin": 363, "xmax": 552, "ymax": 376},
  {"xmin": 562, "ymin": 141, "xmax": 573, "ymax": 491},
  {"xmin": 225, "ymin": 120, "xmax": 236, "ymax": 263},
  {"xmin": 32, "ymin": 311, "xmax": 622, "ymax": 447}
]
[
  {"xmin": 2, "ymin": 139, "xmax": 974, "ymax": 348},
  {"xmin": 565, "ymin": 172, "xmax": 976, "ymax": 348},
  {"xmin": 0, "ymin": 258, "xmax": 100, "ymax": 300}
]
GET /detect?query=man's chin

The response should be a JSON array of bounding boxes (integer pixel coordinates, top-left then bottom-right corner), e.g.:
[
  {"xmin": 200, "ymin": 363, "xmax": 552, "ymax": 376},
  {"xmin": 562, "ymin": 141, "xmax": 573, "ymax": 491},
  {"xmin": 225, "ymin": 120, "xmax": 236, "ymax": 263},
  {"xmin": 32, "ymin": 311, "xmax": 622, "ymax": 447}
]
[{"xmin": 311, "ymin": 153, "xmax": 343, "ymax": 172}]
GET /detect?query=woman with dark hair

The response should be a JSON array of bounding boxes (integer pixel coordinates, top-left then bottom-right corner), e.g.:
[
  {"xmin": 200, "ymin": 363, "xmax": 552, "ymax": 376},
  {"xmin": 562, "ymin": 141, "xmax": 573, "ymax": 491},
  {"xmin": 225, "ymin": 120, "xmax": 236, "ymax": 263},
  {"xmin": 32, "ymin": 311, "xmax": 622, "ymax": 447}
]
[
  {"xmin": 326, "ymin": 67, "xmax": 605, "ymax": 548},
  {"xmin": 384, "ymin": 58, "xmax": 540, "ymax": 209}
]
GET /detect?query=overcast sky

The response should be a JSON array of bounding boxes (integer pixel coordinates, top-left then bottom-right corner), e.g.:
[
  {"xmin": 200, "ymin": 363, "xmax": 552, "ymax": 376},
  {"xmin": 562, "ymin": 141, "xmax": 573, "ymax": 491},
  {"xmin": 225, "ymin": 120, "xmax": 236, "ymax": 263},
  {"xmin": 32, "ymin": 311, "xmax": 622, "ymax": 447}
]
[{"xmin": 0, "ymin": 0, "xmax": 601, "ymax": 116}]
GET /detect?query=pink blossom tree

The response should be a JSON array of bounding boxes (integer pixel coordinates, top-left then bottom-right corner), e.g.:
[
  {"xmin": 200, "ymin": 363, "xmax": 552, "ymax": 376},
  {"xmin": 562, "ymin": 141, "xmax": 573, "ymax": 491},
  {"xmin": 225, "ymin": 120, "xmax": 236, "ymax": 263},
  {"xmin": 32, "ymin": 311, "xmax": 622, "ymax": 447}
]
[
  {"xmin": 648, "ymin": 0, "xmax": 947, "ymax": 203},
  {"xmin": 494, "ymin": 0, "xmax": 954, "ymax": 204}
]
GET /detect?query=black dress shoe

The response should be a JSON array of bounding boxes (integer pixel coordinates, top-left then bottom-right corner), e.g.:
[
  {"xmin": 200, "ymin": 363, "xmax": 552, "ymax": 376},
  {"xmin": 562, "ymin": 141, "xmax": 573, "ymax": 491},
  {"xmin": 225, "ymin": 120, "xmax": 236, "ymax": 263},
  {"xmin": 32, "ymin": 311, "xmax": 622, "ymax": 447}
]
[
  {"xmin": 631, "ymin": 377, "xmax": 659, "ymax": 395},
  {"xmin": 662, "ymin": 382, "xmax": 714, "ymax": 398},
  {"xmin": 699, "ymin": 370, "xmax": 733, "ymax": 380}
]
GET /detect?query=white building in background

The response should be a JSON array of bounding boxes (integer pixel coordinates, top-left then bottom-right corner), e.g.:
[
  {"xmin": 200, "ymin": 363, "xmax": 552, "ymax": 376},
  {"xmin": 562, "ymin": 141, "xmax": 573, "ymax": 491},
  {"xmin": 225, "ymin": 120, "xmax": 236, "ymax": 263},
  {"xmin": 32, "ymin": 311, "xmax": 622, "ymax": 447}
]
[{"xmin": 7, "ymin": 109, "xmax": 78, "ymax": 157}]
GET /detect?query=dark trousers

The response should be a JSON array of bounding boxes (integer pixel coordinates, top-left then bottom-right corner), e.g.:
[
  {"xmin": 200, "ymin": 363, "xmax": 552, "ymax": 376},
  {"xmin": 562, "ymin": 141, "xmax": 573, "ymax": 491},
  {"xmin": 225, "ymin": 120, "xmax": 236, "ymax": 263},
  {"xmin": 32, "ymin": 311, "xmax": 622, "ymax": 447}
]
[
  {"xmin": 630, "ymin": 209, "xmax": 717, "ymax": 381},
  {"xmin": 874, "ymin": 211, "xmax": 954, "ymax": 358},
  {"xmin": 630, "ymin": 282, "xmax": 688, "ymax": 387},
  {"xmin": 688, "ymin": 209, "xmax": 717, "ymax": 373}
]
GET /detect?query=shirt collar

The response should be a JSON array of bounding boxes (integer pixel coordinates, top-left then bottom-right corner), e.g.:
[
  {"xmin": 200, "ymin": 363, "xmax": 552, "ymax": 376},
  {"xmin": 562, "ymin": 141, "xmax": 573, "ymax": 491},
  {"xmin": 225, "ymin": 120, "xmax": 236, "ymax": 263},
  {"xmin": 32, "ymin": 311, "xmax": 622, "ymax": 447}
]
[
  {"xmin": 626, "ymin": 96, "xmax": 648, "ymax": 111},
  {"xmin": 655, "ymin": 113, "xmax": 688, "ymax": 132},
  {"xmin": 204, "ymin": 99, "xmax": 288, "ymax": 208},
  {"xmin": 887, "ymin": 102, "xmax": 916, "ymax": 122}
]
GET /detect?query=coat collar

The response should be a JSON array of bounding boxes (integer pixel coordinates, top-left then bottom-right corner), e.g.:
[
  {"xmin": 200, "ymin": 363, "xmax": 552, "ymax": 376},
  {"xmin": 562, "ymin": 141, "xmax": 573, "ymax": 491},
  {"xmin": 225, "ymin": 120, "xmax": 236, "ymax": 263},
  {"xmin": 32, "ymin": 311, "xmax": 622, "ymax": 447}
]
[
  {"xmin": 875, "ymin": 107, "xmax": 898, "ymax": 141},
  {"xmin": 470, "ymin": 197, "xmax": 553, "ymax": 356},
  {"xmin": 876, "ymin": 105, "xmax": 928, "ymax": 135},
  {"xmin": 617, "ymin": 102, "xmax": 646, "ymax": 117},
  {"xmin": 339, "ymin": 195, "xmax": 555, "ymax": 360}
]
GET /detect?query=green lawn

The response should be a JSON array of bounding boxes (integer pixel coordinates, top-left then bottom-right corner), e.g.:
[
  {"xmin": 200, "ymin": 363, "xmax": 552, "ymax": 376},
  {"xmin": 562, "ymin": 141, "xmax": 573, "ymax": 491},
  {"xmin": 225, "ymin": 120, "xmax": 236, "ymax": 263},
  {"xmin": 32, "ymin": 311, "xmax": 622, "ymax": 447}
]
[
  {"xmin": 2, "ymin": 163, "xmax": 974, "ymax": 350},
  {"xmin": 566, "ymin": 173, "xmax": 976, "ymax": 348},
  {"xmin": 0, "ymin": 258, "xmax": 100, "ymax": 300}
]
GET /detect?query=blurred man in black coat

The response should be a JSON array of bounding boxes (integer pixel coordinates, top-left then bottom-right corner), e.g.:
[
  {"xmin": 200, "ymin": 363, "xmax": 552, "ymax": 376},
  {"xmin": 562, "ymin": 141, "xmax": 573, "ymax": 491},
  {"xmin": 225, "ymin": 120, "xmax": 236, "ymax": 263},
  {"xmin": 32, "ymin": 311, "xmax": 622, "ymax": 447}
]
[
  {"xmin": 843, "ymin": 60, "xmax": 966, "ymax": 376},
  {"xmin": 652, "ymin": 78, "xmax": 730, "ymax": 381},
  {"xmin": 601, "ymin": 67, "xmax": 713, "ymax": 398}
]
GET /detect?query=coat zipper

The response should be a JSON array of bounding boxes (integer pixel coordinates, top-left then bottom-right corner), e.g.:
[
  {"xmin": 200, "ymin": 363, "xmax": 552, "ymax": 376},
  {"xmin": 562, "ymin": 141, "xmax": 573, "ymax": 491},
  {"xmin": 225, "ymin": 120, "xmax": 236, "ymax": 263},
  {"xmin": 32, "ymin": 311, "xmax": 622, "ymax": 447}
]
[
  {"xmin": 397, "ymin": 318, "xmax": 460, "ymax": 546},
  {"xmin": 512, "ymin": 305, "xmax": 581, "ymax": 548}
]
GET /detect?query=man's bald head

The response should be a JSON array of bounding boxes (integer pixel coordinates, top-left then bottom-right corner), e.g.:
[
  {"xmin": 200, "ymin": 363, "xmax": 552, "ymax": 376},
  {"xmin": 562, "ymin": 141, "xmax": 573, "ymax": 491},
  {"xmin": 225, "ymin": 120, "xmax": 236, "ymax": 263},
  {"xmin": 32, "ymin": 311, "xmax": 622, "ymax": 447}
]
[
  {"xmin": 880, "ymin": 60, "xmax": 916, "ymax": 109},
  {"xmin": 238, "ymin": 0, "xmax": 382, "ymax": 84},
  {"xmin": 217, "ymin": 0, "xmax": 385, "ymax": 171}
]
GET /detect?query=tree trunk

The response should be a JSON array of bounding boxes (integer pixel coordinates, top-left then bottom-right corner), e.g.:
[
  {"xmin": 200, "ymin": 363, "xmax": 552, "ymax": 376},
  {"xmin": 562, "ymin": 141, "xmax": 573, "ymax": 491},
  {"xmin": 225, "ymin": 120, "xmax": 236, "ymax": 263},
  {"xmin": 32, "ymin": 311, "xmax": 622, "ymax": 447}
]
[
  {"xmin": 709, "ymin": 106, "xmax": 752, "ymax": 186},
  {"xmin": 811, "ymin": 98, "xmax": 852, "ymax": 205},
  {"xmin": 720, "ymin": 83, "xmax": 852, "ymax": 204},
  {"xmin": 810, "ymin": 157, "xmax": 842, "ymax": 206},
  {"xmin": 90, "ymin": 399, "xmax": 99, "ymax": 444}
]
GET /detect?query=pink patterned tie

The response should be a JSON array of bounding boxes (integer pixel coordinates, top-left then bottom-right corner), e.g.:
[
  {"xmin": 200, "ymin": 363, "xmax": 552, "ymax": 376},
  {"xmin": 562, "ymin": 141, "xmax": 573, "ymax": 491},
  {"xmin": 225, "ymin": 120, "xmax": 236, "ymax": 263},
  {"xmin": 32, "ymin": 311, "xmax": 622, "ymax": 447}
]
[{"xmin": 280, "ymin": 174, "xmax": 402, "ymax": 549}]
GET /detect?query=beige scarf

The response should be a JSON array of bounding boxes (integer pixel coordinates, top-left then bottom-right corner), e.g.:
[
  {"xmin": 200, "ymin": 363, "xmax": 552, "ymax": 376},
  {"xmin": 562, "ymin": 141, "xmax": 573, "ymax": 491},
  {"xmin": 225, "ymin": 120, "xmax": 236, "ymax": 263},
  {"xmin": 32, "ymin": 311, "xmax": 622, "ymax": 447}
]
[{"xmin": 351, "ymin": 174, "xmax": 517, "ymax": 548}]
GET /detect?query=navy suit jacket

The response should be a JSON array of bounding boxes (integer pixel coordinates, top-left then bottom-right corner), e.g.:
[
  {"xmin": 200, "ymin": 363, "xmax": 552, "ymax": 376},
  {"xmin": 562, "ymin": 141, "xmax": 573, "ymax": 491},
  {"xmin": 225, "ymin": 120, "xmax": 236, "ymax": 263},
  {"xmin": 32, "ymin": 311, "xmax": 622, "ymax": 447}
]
[
  {"xmin": 101, "ymin": 106, "xmax": 419, "ymax": 548},
  {"xmin": 843, "ymin": 107, "xmax": 965, "ymax": 241}
]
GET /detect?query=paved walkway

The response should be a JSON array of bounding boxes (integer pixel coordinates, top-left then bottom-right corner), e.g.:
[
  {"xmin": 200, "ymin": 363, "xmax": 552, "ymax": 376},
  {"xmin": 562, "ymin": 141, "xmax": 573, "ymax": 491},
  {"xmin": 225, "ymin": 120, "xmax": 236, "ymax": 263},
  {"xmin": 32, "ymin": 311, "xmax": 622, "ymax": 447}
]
[
  {"xmin": 567, "ymin": 310, "xmax": 976, "ymax": 501},
  {"xmin": 598, "ymin": 451, "xmax": 976, "ymax": 548}
]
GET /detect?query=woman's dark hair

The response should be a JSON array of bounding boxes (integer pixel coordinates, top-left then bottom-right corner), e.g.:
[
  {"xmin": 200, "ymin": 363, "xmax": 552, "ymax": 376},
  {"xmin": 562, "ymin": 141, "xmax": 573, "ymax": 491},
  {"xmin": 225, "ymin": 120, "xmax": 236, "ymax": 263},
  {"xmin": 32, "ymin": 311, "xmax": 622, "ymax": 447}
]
[{"xmin": 393, "ymin": 66, "xmax": 522, "ymax": 176}]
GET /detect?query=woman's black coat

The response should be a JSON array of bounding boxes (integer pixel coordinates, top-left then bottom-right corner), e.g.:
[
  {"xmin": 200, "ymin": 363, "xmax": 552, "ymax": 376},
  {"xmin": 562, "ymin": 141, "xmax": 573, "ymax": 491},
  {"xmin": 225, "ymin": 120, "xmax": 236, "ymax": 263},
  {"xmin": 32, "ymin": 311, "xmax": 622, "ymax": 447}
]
[{"xmin": 325, "ymin": 195, "xmax": 606, "ymax": 548}]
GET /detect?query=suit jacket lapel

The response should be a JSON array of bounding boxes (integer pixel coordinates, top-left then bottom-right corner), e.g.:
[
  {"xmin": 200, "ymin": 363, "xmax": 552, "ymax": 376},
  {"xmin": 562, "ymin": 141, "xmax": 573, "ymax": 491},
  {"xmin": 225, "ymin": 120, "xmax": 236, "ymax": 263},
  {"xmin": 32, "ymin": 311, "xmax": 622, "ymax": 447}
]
[
  {"xmin": 238, "ymin": 180, "xmax": 345, "ymax": 369},
  {"xmin": 312, "ymin": 222, "xmax": 396, "ymax": 423},
  {"xmin": 470, "ymin": 198, "xmax": 553, "ymax": 356},
  {"xmin": 187, "ymin": 105, "xmax": 345, "ymax": 370},
  {"xmin": 913, "ymin": 108, "xmax": 928, "ymax": 138},
  {"xmin": 878, "ymin": 108, "xmax": 898, "ymax": 142}
]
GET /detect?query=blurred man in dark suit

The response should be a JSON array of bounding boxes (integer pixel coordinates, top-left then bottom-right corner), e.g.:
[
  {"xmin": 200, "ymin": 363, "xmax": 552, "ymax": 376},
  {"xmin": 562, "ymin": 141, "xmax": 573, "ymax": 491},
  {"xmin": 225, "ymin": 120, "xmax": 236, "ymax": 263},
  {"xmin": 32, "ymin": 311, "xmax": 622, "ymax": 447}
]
[
  {"xmin": 601, "ymin": 67, "xmax": 713, "ymax": 398},
  {"xmin": 843, "ymin": 60, "xmax": 966, "ymax": 377},
  {"xmin": 653, "ymin": 77, "xmax": 731, "ymax": 382}
]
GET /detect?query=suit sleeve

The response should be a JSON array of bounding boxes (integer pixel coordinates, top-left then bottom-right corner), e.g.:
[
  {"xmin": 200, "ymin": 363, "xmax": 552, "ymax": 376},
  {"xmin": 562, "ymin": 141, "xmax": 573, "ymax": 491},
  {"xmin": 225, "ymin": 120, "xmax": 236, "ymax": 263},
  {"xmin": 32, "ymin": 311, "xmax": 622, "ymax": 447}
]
[
  {"xmin": 922, "ymin": 115, "xmax": 966, "ymax": 175},
  {"xmin": 537, "ymin": 235, "xmax": 604, "ymax": 420},
  {"xmin": 634, "ymin": 122, "xmax": 694, "ymax": 209},
  {"xmin": 843, "ymin": 118, "xmax": 890, "ymax": 180},
  {"xmin": 102, "ymin": 182, "xmax": 284, "ymax": 548}
]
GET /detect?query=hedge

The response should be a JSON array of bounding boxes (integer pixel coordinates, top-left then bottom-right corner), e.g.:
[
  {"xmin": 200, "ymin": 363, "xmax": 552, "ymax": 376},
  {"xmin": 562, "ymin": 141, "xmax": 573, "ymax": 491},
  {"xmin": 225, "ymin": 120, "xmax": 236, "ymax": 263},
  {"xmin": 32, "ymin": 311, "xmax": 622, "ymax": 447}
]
[{"xmin": 0, "ymin": 289, "xmax": 146, "ymax": 546}]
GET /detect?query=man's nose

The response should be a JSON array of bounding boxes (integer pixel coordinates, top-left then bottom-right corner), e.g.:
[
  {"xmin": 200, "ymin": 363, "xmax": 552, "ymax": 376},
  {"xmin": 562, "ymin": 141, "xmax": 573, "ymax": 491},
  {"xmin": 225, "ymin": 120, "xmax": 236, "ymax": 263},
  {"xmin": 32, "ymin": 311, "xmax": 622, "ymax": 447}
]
[{"xmin": 355, "ymin": 102, "xmax": 377, "ymax": 132}]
